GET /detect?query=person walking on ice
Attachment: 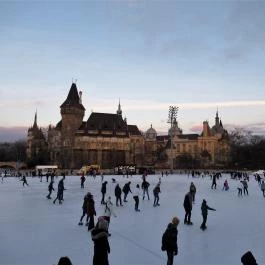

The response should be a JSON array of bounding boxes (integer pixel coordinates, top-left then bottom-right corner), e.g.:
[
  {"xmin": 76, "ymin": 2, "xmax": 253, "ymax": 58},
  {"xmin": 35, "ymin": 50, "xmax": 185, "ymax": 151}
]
[
  {"xmin": 21, "ymin": 175, "xmax": 29, "ymax": 187},
  {"xmin": 133, "ymin": 184, "xmax": 141, "ymax": 211},
  {"xmin": 183, "ymin": 191, "xmax": 193, "ymax": 225},
  {"xmin": 46, "ymin": 180, "xmax": 54, "ymax": 199},
  {"xmin": 78, "ymin": 193, "xmax": 89, "ymax": 225},
  {"xmin": 161, "ymin": 216, "xmax": 179, "ymax": 265},
  {"xmin": 200, "ymin": 199, "xmax": 216, "ymax": 231}
]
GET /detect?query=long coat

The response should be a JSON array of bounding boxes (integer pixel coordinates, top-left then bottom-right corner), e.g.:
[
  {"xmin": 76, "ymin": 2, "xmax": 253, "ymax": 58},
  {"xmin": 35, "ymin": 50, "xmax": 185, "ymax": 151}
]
[
  {"xmin": 183, "ymin": 192, "xmax": 192, "ymax": 211},
  {"xmin": 87, "ymin": 197, "xmax": 96, "ymax": 217},
  {"xmin": 162, "ymin": 223, "xmax": 178, "ymax": 253},
  {"xmin": 91, "ymin": 226, "xmax": 110, "ymax": 265}
]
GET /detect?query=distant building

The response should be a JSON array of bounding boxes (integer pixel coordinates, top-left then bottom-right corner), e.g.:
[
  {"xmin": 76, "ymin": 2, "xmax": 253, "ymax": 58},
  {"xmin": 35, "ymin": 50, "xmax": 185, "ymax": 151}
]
[{"xmin": 27, "ymin": 83, "xmax": 230, "ymax": 169}]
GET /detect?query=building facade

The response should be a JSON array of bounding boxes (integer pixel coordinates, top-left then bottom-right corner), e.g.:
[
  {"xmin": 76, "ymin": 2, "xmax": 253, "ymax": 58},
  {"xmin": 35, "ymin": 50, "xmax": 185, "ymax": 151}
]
[{"xmin": 27, "ymin": 83, "xmax": 230, "ymax": 169}]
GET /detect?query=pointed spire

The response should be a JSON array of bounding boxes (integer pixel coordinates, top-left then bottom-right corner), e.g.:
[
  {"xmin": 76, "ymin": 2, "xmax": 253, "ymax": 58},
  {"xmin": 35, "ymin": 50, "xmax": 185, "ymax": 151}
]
[
  {"xmin": 33, "ymin": 110, "xmax": 38, "ymax": 128},
  {"xmin": 215, "ymin": 108, "xmax": 220, "ymax": 126},
  {"xmin": 117, "ymin": 98, "xmax": 122, "ymax": 116}
]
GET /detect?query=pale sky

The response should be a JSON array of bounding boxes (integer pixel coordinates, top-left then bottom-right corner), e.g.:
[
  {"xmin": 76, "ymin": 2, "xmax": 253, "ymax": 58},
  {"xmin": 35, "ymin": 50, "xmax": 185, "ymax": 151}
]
[{"xmin": 1, "ymin": 0, "xmax": 265, "ymax": 141}]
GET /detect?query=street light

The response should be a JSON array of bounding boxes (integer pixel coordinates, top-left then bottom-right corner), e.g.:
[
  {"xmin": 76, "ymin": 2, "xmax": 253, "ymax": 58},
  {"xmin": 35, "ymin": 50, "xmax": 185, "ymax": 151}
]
[{"xmin": 168, "ymin": 106, "xmax": 178, "ymax": 174}]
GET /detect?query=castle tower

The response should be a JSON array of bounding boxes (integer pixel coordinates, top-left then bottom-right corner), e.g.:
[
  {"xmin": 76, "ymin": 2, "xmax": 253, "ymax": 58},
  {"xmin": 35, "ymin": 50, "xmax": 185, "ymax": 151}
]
[{"xmin": 60, "ymin": 83, "xmax": 85, "ymax": 147}]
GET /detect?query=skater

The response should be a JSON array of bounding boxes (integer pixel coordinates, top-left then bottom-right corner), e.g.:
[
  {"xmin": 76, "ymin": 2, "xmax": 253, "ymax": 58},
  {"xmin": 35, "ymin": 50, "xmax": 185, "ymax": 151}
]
[
  {"xmin": 211, "ymin": 174, "xmax": 217, "ymax": 189},
  {"xmin": 183, "ymin": 191, "xmax": 193, "ymax": 225},
  {"xmin": 122, "ymin": 181, "xmax": 132, "ymax": 202},
  {"xmin": 153, "ymin": 183, "xmax": 161, "ymax": 206},
  {"xmin": 101, "ymin": 181, "xmax": 108, "ymax": 204},
  {"xmin": 53, "ymin": 176, "xmax": 65, "ymax": 204},
  {"xmin": 101, "ymin": 172, "xmax": 104, "ymax": 182},
  {"xmin": 133, "ymin": 184, "xmax": 141, "ymax": 211},
  {"xmin": 46, "ymin": 180, "xmax": 54, "ymax": 199},
  {"xmin": 87, "ymin": 193, "xmax": 96, "ymax": 231},
  {"xmin": 114, "ymin": 183, "xmax": 123, "ymax": 206},
  {"xmin": 80, "ymin": 173, "xmax": 85, "ymax": 189},
  {"xmin": 241, "ymin": 180, "xmax": 249, "ymax": 195},
  {"xmin": 222, "ymin": 179, "xmax": 229, "ymax": 191},
  {"xmin": 142, "ymin": 179, "xmax": 150, "ymax": 200},
  {"xmin": 161, "ymin": 216, "xmax": 179, "ymax": 265},
  {"xmin": 78, "ymin": 193, "xmax": 89, "ymax": 225},
  {"xmin": 261, "ymin": 180, "xmax": 265, "ymax": 197},
  {"xmin": 91, "ymin": 217, "xmax": 110, "ymax": 265},
  {"xmin": 102, "ymin": 196, "xmax": 116, "ymax": 234},
  {"xmin": 189, "ymin": 182, "xmax": 196, "ymax": 202},
  {"xmin": 21, "ymin": 175, "xmax": 29, "ymax": 186},
  {"xmin": 200, "ymin": 199, "xmax": 216, "ymax": 230},
  {"xmin": 237, "ymin": 181, "xmax": 243, "ymax": 196}
]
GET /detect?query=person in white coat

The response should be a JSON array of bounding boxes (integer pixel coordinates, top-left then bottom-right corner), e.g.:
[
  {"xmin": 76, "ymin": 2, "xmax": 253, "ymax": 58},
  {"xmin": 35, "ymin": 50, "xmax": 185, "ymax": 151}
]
[
  {"xmin": 133, "ymin": 184, "xmax": 141, "ymax": 211},
  {"xmin": 101, "ymin": 196, "xmax": 116, "ymax": 235}
]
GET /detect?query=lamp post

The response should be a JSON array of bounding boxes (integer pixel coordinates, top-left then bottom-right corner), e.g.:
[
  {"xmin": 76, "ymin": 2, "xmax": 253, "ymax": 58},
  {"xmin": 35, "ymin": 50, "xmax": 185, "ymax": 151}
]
[{"xmin": 168, "ymin": 106, "xmax": 178, "ymax": 174}]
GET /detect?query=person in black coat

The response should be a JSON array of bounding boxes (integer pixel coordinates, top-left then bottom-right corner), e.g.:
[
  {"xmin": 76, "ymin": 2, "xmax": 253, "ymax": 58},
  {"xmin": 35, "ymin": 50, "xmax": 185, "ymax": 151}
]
[
  {"xmin": 211, "ymin": 174, "xmax": 217, "ymax": 189},
  {"xmin": 80, "ymin": 174, "xmax": 86, "ymax": 189},
  {"xmin": 91, "ymin": 217, "xmax": 110, "ymax": 265},
  {"xmin": 161, "ymin": 216, "xmax": 179, "ymax": 265},
  {"xmin": 142, "ymin": 179, "xmax": 150, "ymax": 200},
  {"xmin": 183, "ymin": 191, "xmax": 193, "ymax": 225},
  {"xmin": 78, "ymin": 193, "xmax": 89, "ymax": 225},
  {"xmin": 46, "ymin": 180, "xmax": 54, "ymax": 199},
  {"xmin": 114, "ymin": 183, "xmax": 123, "ymax": 206},
  {"xmin": 122, "ymin": 181, "xmax": 132, "ymax": 202},
  {"xmin": 200, "ymin": 199, "xmax": 216, "ymax": 230},
  {"xmin": 153, "ymin": 183, "xmax": 161, "ymax": 206},
  {"xmin": 101, "ymin": 181, "xmax": 108, "ymax": 204},
  {"xmin": 53, "ymin": 176, "xmax": 65, "ymax": 204}
]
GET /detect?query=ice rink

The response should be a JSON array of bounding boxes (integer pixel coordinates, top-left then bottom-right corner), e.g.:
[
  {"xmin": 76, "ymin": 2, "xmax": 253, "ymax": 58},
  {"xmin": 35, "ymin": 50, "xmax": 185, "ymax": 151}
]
[{"xmin": 0, "ymin": 173, "xmax": 264, "ymax": 265}]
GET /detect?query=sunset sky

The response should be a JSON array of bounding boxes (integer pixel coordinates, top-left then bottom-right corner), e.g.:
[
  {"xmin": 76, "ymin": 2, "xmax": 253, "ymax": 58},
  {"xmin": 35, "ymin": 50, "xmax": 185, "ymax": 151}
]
[{"xmin": 1, "ymin": 1, "xmax": 265, "ymax": 141}]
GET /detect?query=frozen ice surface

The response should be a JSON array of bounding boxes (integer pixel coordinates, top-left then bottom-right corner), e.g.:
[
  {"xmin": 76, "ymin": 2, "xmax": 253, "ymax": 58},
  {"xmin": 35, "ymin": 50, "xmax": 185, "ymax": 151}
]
[{"xmin": 0, "ymin": 173, "xmax": 264, "ymax": 265}]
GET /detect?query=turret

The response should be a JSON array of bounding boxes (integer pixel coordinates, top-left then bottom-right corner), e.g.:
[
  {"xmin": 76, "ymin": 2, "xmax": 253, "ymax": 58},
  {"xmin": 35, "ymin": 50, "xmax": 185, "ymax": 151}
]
[
  {"xmin": 117, "ymin": 99, "xmax": 122, "ymax": 116},
  {"xmin": 60, "ymin": 83, "xmax": 85, "ymax": 145}
]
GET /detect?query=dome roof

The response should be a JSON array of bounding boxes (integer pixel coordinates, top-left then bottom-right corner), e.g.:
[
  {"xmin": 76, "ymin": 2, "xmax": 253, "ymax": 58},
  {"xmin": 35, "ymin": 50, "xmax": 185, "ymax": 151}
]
[{"xmin": 146, "ymin": 124, "xmax": 157, "ymax": 139}]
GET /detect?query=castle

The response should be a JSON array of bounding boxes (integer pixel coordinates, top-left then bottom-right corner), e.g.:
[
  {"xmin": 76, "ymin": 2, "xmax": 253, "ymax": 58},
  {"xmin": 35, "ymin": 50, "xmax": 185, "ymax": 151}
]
[{"xmin": 27, "ymin": 83, "xmax": 230, "ymax": 170}]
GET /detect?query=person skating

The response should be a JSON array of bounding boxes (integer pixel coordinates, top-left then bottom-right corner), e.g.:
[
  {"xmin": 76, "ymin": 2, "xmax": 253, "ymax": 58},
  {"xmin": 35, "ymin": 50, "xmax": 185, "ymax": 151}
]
[
  {"xmin": 241, "ymin": 180, "xmax": 249, "ymax": 195},
  {"xmin": 78, "ymin": 193, "xmax": 89, "ymax": 225},
  {"xmin": 161, "ymin": 216, "xmax": 179, "ymax": 265},
  {"xmin": 183, "ymin": 191, "xmax": 193, "ymax": 225},
  {"xmin": 237, "ymin": 181, "xmax": 243, "ymax": 196},
  {"xmin": 101, "ymin": 181, "xmax": 108, "ymax": 204},
  {"xmin": 87, "ymin": 193, "xmax": 96, "ymax": 231},
  {"xmin": 114, "ymin": 183, "xmax": 123, "ymax": 206},
  {"xmin": 142, "ymin": 179, "xmax": 150, "ymax": 200},
  {"xmin": 91, "ymin": 217, "xmax": 110, "ymax": 265},
  {"xmin": 200, "ymin": 199, "xmax": 216, "ymax": 231},
  {"xmin": 122, "ymin": 181, "xmax": 132, "ymax": 202},
  {"xmin": 222, "ymin": 179, "xmax": 229, "ymax": 191},
  {"xmin": 211, "ymin": 174, "xmax": 217, "ymax": 189},
  {"xmin": 189, "ymin": 182, "xmax": 196, "ymax": 202},
  {"xmin": 80, "ymin": 173, "xmax": 85, "ymax": 189},
  {"xmin": 153, "ymin": 183, "xmax": 161, "ymax": 206},
  {"xmin": 21, "ymin": 175, "xmax": 29, "ymax": 187},
  {"xmin": 102, "ymin": 196, "xmax": 116, "ymax": 234},
  {"xmin": 46, "ymin": 180, "xmax": 54, "ymax": 199},
  {"xmin": 261, "ymin": 180, "xmax": 265, "ymax": 197},
  {"xmin": 133, "ymin": 184, "xmax": 141, "ymax": 211},
  {"xmin": 53, "ymin": 176, "xmax": 65, "ymax": 204}
]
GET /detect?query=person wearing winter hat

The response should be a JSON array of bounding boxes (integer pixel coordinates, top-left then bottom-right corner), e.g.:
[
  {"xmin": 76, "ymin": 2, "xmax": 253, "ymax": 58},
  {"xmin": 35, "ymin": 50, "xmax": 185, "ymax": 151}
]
[
  {"xmin": 161, "ymin": 216, "xmax": 179, "ymax": 265},
  {"xmin": 91, "ymin": 218, "xmax": 110, "ymax": 265}
]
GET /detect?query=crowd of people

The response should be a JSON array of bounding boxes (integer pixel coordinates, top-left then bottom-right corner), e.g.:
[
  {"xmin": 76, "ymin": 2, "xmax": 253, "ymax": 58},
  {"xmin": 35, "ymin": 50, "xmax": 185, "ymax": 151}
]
[{"xmin": 2, "ymin": 168, "xmax": 264, "ymax": 265}]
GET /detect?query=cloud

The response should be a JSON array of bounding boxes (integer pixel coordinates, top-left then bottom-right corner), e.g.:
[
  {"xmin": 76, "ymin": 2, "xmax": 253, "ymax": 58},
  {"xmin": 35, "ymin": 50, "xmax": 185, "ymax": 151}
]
[
  {"xmin": 225, "ymin": 122, "xmax": 265, "ymax": 135},
  {"xmin": 86, "ymin": 98, "xmax": 265, "ymax": 112},
  {"xmin": 0, "ymin": 126, "xmax": 27, "ymax": 142},
  {"xmin": 190, "ymin": 124, "xmax": 203, "ymax": 133}
]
